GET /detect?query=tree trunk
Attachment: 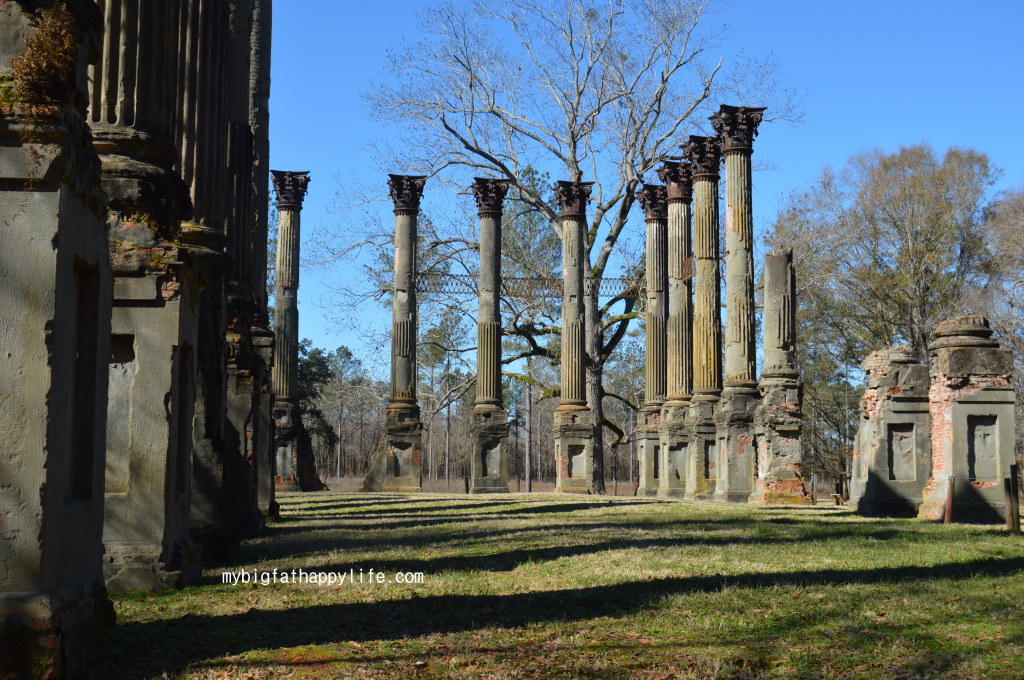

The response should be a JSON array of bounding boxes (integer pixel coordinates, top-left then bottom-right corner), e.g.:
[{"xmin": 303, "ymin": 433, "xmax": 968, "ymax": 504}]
[
  {"xmin": 525, "ymin": 356, "xmax": 533, "ymax": 493},
  {"xmin": 584, "ymin": 286, "xmax": 607, "ymax": 494}
]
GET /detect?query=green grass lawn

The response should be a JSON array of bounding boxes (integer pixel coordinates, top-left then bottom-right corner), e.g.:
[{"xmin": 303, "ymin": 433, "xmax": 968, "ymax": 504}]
[{"xmin": 91, "ymin": 493, "xmax": 1024, "ymax": 679}]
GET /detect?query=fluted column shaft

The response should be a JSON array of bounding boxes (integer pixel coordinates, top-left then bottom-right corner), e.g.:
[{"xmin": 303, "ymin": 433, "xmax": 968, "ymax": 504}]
[
  {"xmin": 691, "ymin": 174, "xmax": 721, "ymax": 397},
  {"xmin": 387, "ymin": 176, "xmax": 426, "ymax": 408},
  {"xmin": 723, "ymin": 149, "xmax": 756, "ymax": 387},
  {"xmin": 472, "ymin": 179, "xmax": 510, "ymax": 408},
  {"xmin": 639, "ymin": 185, "xmax": 668, "ymax": 407},
  {"xmin": 271, "ymin": 171, "xmax": 310, "ymax": 400},
  {"xmin": 659, "ymin": 162, "xmax": 693, "ymax": 405},
  {"xmin": 556, "ymin": 182, "xmax": 592, "ymax": 410}
]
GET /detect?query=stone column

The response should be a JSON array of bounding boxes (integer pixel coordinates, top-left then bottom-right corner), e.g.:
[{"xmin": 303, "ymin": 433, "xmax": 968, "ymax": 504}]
[
  {"xmin": 89, "ymin": 0, "xmax": 202, "ymax": 591},
  {"xmin": 657, "ymin": 161, "xmax": 693, "ymax": 497},
  {"xmin": 554, "ymin": 181, "xmax": 597, "ymax": 493},
  {"xmin": 470, "ymin": 178, "xmax": 511, "ymax": 493},
  {"xmin": 682, "ymin": 136, "xmax": 722, "ymax": 500},
  {"xmin": 752, "ymin": 248, "xmax": 810, "ymax": 504},
  {"xmin": 248, "ymin": 0, "xmax": 276, "ymax": 519},
  {"xmin": 636, "ymin": 184, "xmax": 668, "ymax": 496},
  {"xmin": 0, "ymin": 2, "xmax": 115, "ymax": 674},
  {"xmin": 364, "ymin": 175, "xmax": 427, "ymax": 492},
  {"xmin": 710, "ymin": 104, "xmax": 766, "ymax": 503},
  {"xmin": 271, "ymin": 170, "xmax": 312, "ymax": 491}
]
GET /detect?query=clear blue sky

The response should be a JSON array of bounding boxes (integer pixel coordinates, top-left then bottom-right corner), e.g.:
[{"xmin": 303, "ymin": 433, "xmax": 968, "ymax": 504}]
[{"xmin": 269, "ymin": 0, "xmax": 1024, "ymax": 376}]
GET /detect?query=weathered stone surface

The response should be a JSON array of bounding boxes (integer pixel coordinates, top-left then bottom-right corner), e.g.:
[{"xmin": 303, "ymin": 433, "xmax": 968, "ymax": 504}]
[
  {"xmin": 1, "ymin": 2, "xmax": 115, "ymax": 675},
  {"xmin": 851, "ymin": 316, "xmax": 1016, "ymax": 523},
  {"xmin": 657, "ymin": 161, "xmax": 693, "ymax": 498},
  {"xmin": 364, "ymin": 175, "xmax": 426, "ymax": 492},
  {"xmin": 849, "ymin": 347, "xmax": 931, "ymax": 516},
  {"xmin": 751, "ymin": 248, "xmax": 810, "ymax": 505},
  {"xmin": 470, "ymin": 178, "xmax": 511, "ymax": 493},
  {"xmin": 553, "ymin": 181, "xmax": 596, "ymax": 494},
  {"xmin": 636, "ymin": 184, "xmax": 668, "ymax": 496},
  {"xmin": 681, "ymin": 136, "xmax": 721, "ymax": 500},
  {"xmin": 919, "ymin": 316, "xmax": 1015, "ymax": 523},
  {"xmin": 711, "ymin": 105, "xmax": 763, "ymax": 504}
]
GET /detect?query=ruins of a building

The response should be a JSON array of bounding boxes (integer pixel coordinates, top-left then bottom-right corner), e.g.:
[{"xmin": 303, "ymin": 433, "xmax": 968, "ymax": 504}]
[
  {"xmin": 364, "ymin": 105, "xmax": 810, "ymax": 502},
  {"xmin": 1, "ymin": 0, "xmax": 279, "ymax": 675},
  {"xmin": 851, "ymin": 315, "xmax": 1017, "ymax": 523}
]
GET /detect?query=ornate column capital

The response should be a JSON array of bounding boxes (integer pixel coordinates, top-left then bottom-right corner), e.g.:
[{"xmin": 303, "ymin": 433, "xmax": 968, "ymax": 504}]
[
  {"xmin": 387, "ymin": 174, "xmax": 427, "ymax": 214},
  {"xmin": 470, "ymin": 177, "xmax": 511, "ymax": 217},
  {"xmin": 271, "ymin": 170, "xmax": 311, "ymax": 209},
  {"xmin": 636, "ymin": 184, "xmax": 667, "ymax": 221},
  {"xmin": 554, "ymin": 180, "xmax": 594, "ymax": 218},
  {"xmin": 681, "ymin": 136, "xmax": 722, "ymax": 178},
  {"xmin": 657, "ymin": 161, "xmax": 692, "ymax": 203},
  {"xmin": 709, "ymin": 104, "xmax": 767, "ymax": 155}
]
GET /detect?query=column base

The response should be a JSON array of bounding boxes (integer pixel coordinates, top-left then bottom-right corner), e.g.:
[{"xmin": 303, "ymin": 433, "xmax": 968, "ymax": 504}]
[
  {"xmin": 470, "ymin": 406, "xmax": 510, "ymax": 494},
  {"xmin": 554, "ymin": 407, "xmax": 595, "ymax": 494},
  {"xmin": 685, "ymin": 395, "xmax": 718, "ymax": 500},
  {"xmin": 658, "ymin": 401, "xmax": 690, "ymax": 498},
  {"xmin": 364, "ymin": 406, "xmax": 423, "ymax": 492},
  {"xmin": 714, "ymin": 387, "xmax": 759, "ymax": 503},
  {"xmin": 103, "ymin": 538, "xmax": 201, "ymax": 591},
  {"xmin": 637, "ymin": 404, "xmax": 662, "ymax": 496}
]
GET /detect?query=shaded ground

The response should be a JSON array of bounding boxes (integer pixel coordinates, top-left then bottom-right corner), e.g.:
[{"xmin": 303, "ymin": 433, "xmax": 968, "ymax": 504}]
[{"xmin": 91, "ymin": 493, "xmax": 1024, "ymax": 679}]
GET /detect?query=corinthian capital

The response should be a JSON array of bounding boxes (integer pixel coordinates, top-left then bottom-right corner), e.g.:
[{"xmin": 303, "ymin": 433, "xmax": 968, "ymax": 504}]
[
  {"xmin": 636, "ymin": 184, "xmax": 667, "ymax": 220},
  {"xmin": 657, "ymin": 161, "xmax": 692, "ymax": 203},
  {"xmin": 470, "ymin": 177, "xmax": 511, "ymax": 216},
  {"xmin": 554, "ymin": 181, "xmax": 594, "ymax": 218},
  {"xmin": 709, "ymin": 104, "xmax": 767, "ymax": 154},
  {"xmin": 681, "ymin": 136, "xmax": 722, "ymax": 178},
  {"xmin": 271, "ymin": 171, "xmax": 311, "ymax": 209},
  {"xmin": 387, "ymin": 174, "xmax": 427, "ymax": 214}
]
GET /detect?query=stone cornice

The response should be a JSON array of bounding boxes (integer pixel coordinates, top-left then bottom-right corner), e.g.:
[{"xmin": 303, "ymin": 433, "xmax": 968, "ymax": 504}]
[
  {"xmin": 271, "ymin": 170, "xmax": 311, "ymax": 209},
  {"xmin": 681, "ymin": 136, "xmax": 721, "ymax": 178},
  {"xmin": 709, "ymin": 105, "xmax": 767, "ymax": 154},
  {"xmin": 554, "ymin": 180, "xmax": 594, "ymax": 218},
  {"xmin": 470, "ymin": 177, "xmax": 511, "ymax": 216},
  {"xmin": 387, "ymin": 174, "xmax": 427, "ymax": 214},
  {"xmin": 636, "ymin": 183, "xmax": 667, "ymax": 220}
]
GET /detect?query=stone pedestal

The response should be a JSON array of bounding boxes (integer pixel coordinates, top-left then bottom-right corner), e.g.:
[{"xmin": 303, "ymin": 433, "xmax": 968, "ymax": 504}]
[
  {"xmin": 849, "ymin": 348, "xmax": 931, "ymax": 516},
  {"xmin": 682, "ymin": 136, "xmax": 722, "ymax": 500},
  {"xmin": 0, "ymin": 3, "xmax": 116, "ymax": 673},
  {"xmin": 251, "ymin": 325, "xmax": 278, "ymax": 517},
  {"xmin": 553, "ymin": 181, "xmax": 596, "ymax": 494},
  {"xmin": 471, "ymin": 407, "xmax": 511, "ymax": 493},
  {"xmin": 752, "ymin": 248, "xmax": 810, "ymax": 504},
  {"xmin": 711, "ymin": 105, "xmax": 764, "ymax": 503},
  {"xmin": 636, "ymin": 184, "xmax": 668, "ymax": 496},
  {"xmin": 918, "ymin": 316, "xmax": 1016, "ymax": 523}
]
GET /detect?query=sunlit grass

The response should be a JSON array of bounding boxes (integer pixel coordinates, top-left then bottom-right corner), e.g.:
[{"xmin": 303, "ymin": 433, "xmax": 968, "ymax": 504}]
[{"xmin": 92, "ymin": 492, "xmax": 1024, "ymax": 679}]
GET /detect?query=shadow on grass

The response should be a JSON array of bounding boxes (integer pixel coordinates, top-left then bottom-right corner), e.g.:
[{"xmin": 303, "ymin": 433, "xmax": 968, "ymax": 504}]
[{"xmin": 95, "ymin": 555, "xmax": 1024, "ymax": 679}]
